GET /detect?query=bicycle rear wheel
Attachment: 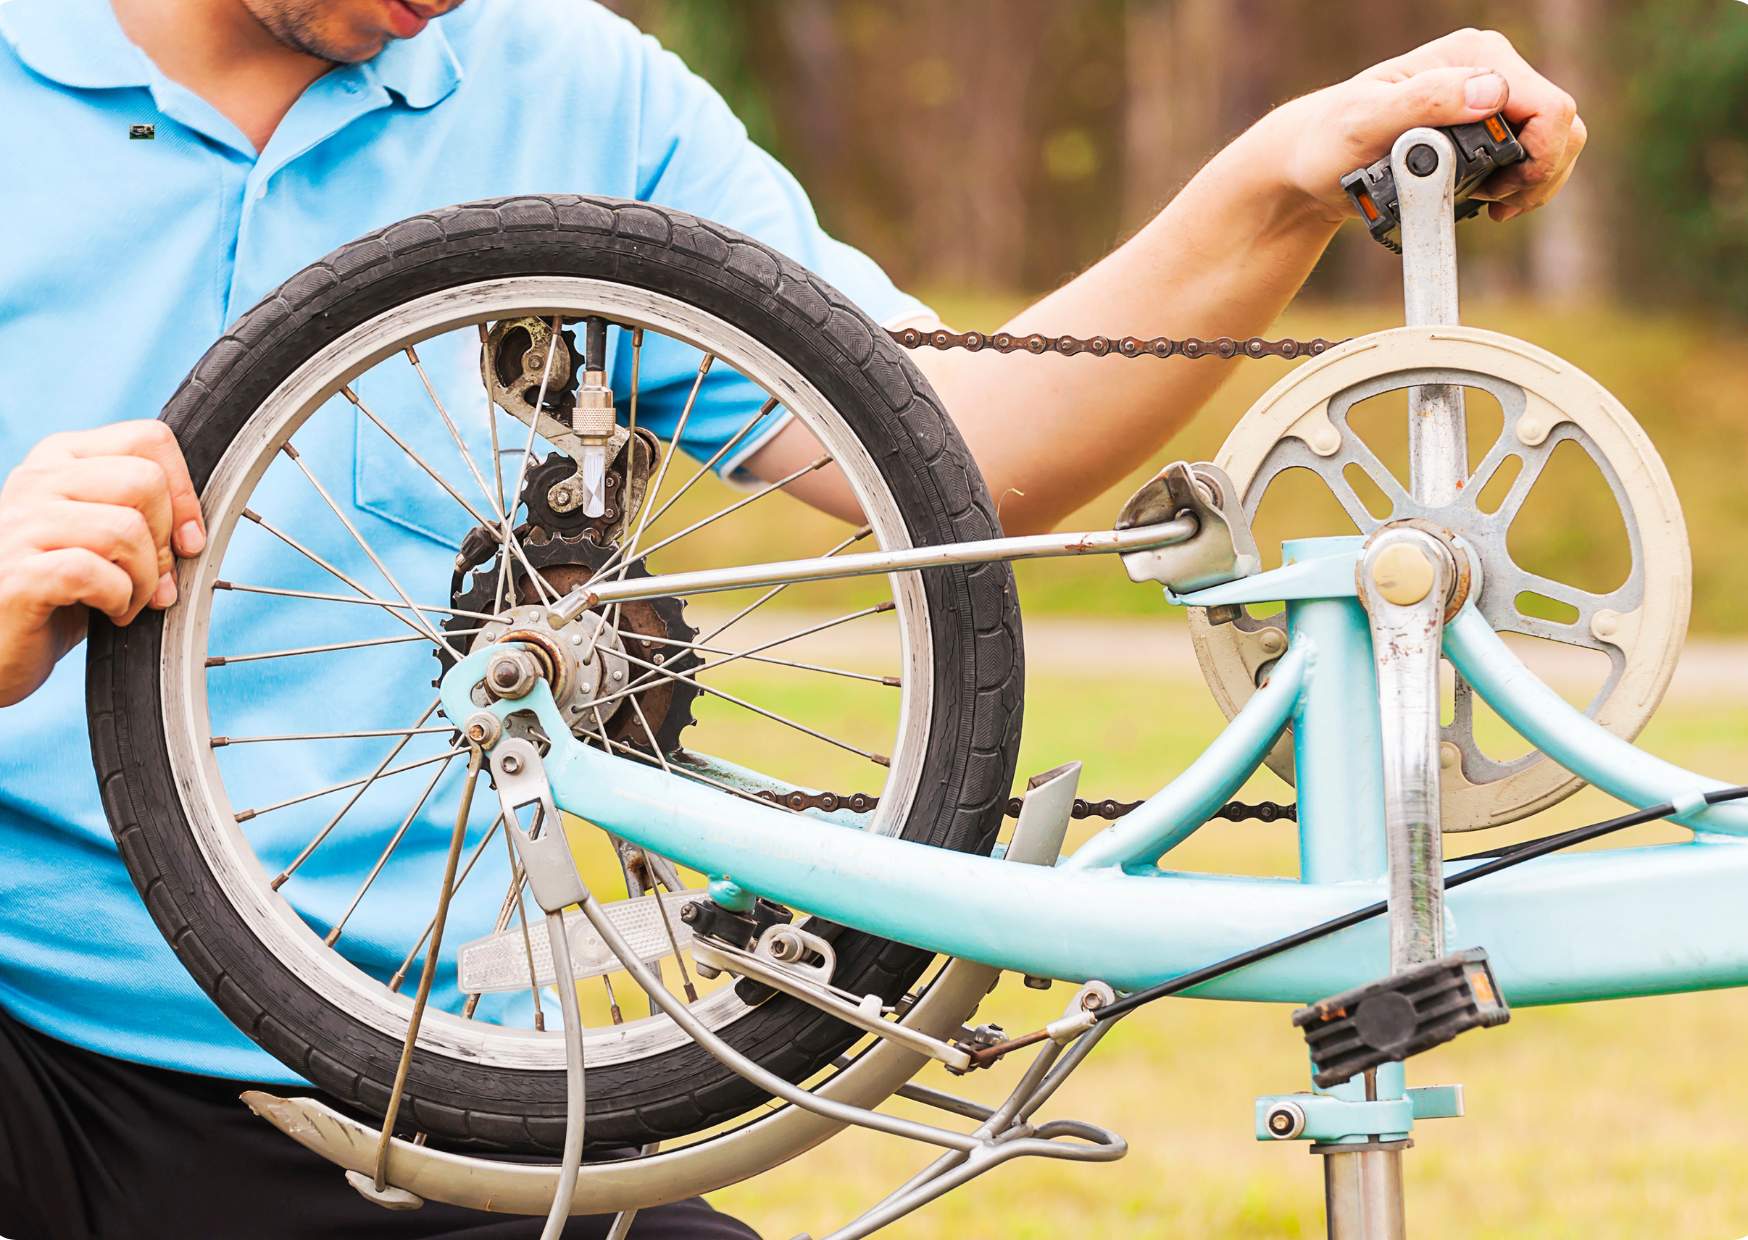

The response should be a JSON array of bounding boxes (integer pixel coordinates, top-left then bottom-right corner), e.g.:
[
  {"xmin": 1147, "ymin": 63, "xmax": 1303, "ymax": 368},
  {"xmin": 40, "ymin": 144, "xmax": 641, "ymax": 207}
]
[{"xmin": 87, "ymin": 196, "xmax": 1024, "ymax": 1153}]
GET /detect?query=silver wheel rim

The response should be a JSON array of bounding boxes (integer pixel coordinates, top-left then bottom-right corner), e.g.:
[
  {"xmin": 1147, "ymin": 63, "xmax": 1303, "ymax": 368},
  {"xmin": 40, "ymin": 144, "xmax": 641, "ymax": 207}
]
[{"xmin": 160, "ymin": 276, "xmax": 936, "ymax": 1073}]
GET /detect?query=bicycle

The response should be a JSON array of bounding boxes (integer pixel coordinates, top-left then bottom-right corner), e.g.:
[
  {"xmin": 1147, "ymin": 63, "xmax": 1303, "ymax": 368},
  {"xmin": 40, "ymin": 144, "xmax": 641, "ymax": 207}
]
[{"xmin": 87, "ymin": 119, "xmax": 1745, "ymax": 1238}]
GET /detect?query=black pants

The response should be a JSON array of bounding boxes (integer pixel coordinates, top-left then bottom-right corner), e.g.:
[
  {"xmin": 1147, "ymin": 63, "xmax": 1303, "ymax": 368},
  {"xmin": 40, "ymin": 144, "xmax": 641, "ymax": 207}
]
[{"xmin": 0, "ymin": 1007, "xmax": 759, "ymax": 1240}]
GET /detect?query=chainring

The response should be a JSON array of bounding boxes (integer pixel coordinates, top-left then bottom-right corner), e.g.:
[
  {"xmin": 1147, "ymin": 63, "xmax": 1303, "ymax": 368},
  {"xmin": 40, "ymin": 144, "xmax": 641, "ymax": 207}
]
[{"xmin": 1188, "ymin": 325, "xmax": 1690, "ymax": 831}]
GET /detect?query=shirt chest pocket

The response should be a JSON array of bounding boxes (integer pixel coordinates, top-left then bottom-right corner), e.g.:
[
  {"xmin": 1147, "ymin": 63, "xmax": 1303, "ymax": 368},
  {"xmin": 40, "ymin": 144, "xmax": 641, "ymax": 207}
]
[{"xmin": 350, "ymin": 337, "xmax": 517, "ymax": 550}]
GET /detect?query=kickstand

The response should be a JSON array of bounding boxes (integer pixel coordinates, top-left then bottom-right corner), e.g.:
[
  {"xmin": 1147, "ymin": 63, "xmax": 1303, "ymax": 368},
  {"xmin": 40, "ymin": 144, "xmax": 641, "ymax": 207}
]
[{"xmin": 791, "ymin": 986, "xmax": 1127, "ymax": 1240}]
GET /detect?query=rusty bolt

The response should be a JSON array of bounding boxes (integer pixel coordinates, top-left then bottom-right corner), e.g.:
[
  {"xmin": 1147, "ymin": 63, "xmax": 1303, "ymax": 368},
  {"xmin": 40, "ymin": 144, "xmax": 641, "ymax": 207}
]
[{"xmin": 462, "ymin": 712, "xmax": 501, "ymax": 748}]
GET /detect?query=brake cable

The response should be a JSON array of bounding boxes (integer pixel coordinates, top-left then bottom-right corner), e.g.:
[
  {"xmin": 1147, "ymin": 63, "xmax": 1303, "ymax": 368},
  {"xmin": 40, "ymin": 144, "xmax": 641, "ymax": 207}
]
[{"xmin": 965, "ymin": 785, "xmax": 1748, "ymax": 1067}]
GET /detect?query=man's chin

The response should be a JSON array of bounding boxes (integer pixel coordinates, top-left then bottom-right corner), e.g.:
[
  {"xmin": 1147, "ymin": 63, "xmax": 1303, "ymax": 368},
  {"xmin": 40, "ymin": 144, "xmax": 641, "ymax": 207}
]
[{"xmin": 328, "ymin": 34, "xmax": 394, "ymax": 64}]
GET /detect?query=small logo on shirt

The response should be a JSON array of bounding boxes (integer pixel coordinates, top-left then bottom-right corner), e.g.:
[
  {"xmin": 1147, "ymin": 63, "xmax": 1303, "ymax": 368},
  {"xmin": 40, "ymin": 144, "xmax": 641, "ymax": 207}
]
[{"xmin": 129, "ymin": 124, "xmax": 156, "ymax": 140}]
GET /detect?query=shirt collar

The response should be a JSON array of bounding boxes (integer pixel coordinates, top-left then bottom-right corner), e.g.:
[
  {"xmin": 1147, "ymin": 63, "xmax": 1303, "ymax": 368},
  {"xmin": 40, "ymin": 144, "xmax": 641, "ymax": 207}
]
[
  {"xmin": 0, "ymin": 0, "xmax": 153, "ymax": 89},
  {"xmin": 0, "ymin": 0, "xmax": 461, "ymax": 108}
]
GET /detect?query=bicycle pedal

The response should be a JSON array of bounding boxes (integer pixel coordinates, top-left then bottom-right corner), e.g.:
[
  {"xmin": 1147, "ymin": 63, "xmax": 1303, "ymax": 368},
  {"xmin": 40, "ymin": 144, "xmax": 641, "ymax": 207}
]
[
  {"xmin": 1340, "ymin": 113, "xmax": 1525, "ymax": 252},
  {"xmin": 1293, "ymin": 947, "xmax": 1509, "ymax": 1088}
]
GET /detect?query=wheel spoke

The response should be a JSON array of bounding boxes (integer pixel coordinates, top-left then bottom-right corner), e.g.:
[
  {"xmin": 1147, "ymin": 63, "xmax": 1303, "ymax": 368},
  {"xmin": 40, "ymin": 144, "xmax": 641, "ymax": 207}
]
[
  {"xmin": 590, "ymin": 601, "xmax": 895, "ymax": 714},
  {"xmin": 324, "ymin": 753, "xmax": 459, "ymax": 946},
  {"xmin": 699, "ymin": 525, "xmax": 873, "ymax": 646},
  {"xmin": 479, "ymin": 323, "xmax": 509, "ymax": 519},
  {"xmin": 238, "ymin": 510, "xmax": 457, "ymax": 648},
  {"xmin": 610, "ymin": 453, "xmax": 834, "ymax": 578},
  {"xmin": 274, "ymin": 446, "xmax": 462, "ymax": 657},
  {"xmin": 214, "ymin": 579, "xmax": 498, "ymax": 623},
  {"xmin": 503, "ymin": 825, "xmax": 547, "ymax": 1031},
  {"xmin": 593, "ymin": 355, "xmax": 713, "ymax": 586},
  {"xmin": 617, "ymin": 327, "xmax": 644, "ymax": 553},
  {"xmin": 616, "ymin": 647, "xmax": 890, "ymax": 767},
  {"xmin": 624, "ymin": 695, "xmax": 701, "ymax": 1004},
  {"xmin": 345, "ymin": 384, "xmax": 496, "ymax": 529},
  {"xmin": 353, "ymin": 377, "xmax": 563, "ymax": 605},
  {"xmin": 208, "ymin": 628, "xmax": 487, "ymax": 668},
  {"xmin": 633, "ymin": 630, "xmax": 899, "ymax": 686},
  {"xmin": 266, "ymin": 697, "xmax": 443, "ymax": 885},
  {"xmin": 630, "ymin": 397, "xmax": 783, "ymax": 540},
  {"xmin": 387, "ymin": 812, "xmax": 509, "ymax": 992},
  {"xmin": 403, "ymin": 345, "xmax": 507, "ymax": 522},
  {"xmin": 498, "ymin": 317, "xmax": 568, "ymax": 611},
  {"xmin": 240, "ymin": 748, "xmax": 461, "ymax": 824},
  {"xmin": 213, "ymin": 725, "xmax": 453, "ymax": 747}
]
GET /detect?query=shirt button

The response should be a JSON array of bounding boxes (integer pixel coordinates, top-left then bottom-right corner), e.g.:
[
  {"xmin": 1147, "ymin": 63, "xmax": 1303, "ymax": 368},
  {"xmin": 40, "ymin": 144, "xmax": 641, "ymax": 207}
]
[{"xmin": 341, "ymin": 78, "xmax": 364, "ymax": 95}]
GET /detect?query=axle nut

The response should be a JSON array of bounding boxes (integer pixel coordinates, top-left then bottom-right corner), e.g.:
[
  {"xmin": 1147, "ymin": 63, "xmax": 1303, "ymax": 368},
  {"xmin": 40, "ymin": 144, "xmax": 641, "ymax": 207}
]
[
  {"xmin": 1371, "ymin": 543, "xmax": 1435, "ymax": 606},
  {"xmin": 486, "ymin": 649, "xmax": 541, "ymax": 699}
]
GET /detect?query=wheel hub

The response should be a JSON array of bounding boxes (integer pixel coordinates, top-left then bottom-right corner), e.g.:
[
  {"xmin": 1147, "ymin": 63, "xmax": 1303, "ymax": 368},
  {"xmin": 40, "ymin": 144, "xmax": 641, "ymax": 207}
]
[
  {"xmin": 440, "ymin": 449, "xmax": 701, "ymax": 756},
  {"xmin": 472, "ymin": 605, "xmax": 632, "ymax": 732}
]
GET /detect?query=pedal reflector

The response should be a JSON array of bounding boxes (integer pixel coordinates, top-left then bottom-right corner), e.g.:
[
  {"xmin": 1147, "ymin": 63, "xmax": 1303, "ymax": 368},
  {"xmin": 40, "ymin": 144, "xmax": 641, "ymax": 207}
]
[{"xmin": 458, "ymin": 892, "xmax": 695, "ymax": 993}]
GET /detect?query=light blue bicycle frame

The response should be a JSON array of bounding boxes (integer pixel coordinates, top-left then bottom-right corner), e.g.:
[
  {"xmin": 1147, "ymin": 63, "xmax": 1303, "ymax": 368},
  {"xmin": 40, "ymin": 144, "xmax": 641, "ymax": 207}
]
[
  {"xmin": 439, "ymin": 533, "xmax": 1748, "ymax": 1016},
  {"xmin": 424, "ymin": 127, "xmax": 1748, "ymax": 1233}
]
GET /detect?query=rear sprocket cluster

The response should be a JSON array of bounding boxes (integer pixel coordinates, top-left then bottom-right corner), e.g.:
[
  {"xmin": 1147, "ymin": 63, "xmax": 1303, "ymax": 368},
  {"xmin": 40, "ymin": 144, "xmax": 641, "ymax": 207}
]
[{"xmin": 439, "ymin": 446, "xmax": 701, "ymax": 757}]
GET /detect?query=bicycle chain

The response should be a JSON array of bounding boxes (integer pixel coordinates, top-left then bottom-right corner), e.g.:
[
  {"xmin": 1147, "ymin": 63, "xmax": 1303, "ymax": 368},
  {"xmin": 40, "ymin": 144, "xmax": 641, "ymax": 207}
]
[
  {"xmin": 753, "ymin": 787, "xmax": 1296, "ymax": 825},
  {"xmin": 739, "ymin": 325, "xmax": 1330, "ymax": 827},
  {"xmin": 889, "ymin": 325, "xmax": 1346, "ymax": 361}
]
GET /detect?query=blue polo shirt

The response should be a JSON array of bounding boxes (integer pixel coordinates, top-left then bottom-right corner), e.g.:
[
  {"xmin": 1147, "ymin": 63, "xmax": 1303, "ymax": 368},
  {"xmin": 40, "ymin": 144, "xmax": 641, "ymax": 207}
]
[{"xmin": 0, "ymin": 0, "xmax": 927, "ymax": 1081}]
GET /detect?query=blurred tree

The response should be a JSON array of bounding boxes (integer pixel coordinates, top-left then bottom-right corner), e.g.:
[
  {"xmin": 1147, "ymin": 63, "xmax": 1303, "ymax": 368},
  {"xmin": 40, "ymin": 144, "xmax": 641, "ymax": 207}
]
[
  {"xmin": 593, "ymin": 1, "xmax": 1741, "ymax": 318},
  {"xmin": 1623, "ymin": 0, "xmax": 1748, "ymax": 319},
  {"xmin": 1525, "ymin": 0, "xmax": 1611, "ymax": 302}
]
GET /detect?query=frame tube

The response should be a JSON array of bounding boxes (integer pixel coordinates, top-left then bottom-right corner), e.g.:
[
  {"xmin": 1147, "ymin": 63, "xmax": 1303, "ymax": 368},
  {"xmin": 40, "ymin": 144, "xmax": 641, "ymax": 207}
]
[
  {"xmin": 1446, "ymin": 609, "xmax": 1748, "ymax": 836},
  {"xmin": 441, "ymin": 643, "xmax": 1748, "ymax": 1004},
  {"xmin": 556, "ymin": 517, "xmax": 1195, "ymax": 618}
]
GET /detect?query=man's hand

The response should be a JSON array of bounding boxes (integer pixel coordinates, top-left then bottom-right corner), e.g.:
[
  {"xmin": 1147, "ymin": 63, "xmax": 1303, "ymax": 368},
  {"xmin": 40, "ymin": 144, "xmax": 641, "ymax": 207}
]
[
  {"xmin": 0, "ymin": 421, "xmax": 205, "ymax": 707},
  {"xmin": 1265, "ymin": 27, "xmax": 1587, "ymax": 226}
]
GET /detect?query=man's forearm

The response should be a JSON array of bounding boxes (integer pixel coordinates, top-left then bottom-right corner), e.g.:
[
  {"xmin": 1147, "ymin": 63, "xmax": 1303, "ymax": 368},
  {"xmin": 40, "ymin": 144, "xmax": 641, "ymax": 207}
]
[
  {"xmin": 912, "ymin": 108, "xmax": 1338, "ymax": 534},
  {"xmin": 748, "ymin": 30, "xmax": 1585, "ymax": 533},
  {"xmin": 746, "ymin": 109, "xmax": 1338, "ymax": 533}
]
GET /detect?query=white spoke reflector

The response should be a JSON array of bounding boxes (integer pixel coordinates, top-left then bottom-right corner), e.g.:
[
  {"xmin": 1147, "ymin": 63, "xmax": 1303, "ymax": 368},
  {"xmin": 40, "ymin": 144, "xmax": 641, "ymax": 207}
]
[{"xmin": 458, "ymin": 891, "xmax": 697, "ymax": 993}]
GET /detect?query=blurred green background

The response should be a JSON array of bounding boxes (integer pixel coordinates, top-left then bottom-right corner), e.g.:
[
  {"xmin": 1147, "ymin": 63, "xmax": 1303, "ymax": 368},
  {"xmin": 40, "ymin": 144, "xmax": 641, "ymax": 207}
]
[
  {"xmin": 604, "ymin": 0, "xmax": 1748, "ymax": 632},
  {"xmin": 587, "ymin": 4, "xmax": 1748, "ymax": 1237}
]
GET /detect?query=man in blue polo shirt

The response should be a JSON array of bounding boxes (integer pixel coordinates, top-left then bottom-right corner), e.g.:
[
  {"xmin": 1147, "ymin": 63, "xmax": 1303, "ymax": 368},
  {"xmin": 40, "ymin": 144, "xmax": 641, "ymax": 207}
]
[{"xmin": 0, "ymin": 1, "xmax": 1584, "ymax": 1236}]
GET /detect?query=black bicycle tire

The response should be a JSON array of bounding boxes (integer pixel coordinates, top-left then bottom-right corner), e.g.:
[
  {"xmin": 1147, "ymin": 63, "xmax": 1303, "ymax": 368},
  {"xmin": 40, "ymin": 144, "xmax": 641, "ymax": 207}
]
[{"xmin": 86, "ymin": 195, "xmax": 1025, "ymax": 1153}]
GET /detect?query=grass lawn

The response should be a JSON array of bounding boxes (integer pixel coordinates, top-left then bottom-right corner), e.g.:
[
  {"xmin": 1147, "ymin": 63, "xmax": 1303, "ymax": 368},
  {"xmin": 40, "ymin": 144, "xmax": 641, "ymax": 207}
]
[{"xmin": 706, "ymin": 655, "xmax": 1748, "ymax": 1239}]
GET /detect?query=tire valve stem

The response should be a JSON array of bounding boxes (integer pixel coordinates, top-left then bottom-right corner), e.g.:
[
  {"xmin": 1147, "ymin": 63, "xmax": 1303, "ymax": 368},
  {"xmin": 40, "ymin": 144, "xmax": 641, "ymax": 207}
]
[{"xmin": 575, "ymin": 316, "xmax": 614, "ymax": 519}]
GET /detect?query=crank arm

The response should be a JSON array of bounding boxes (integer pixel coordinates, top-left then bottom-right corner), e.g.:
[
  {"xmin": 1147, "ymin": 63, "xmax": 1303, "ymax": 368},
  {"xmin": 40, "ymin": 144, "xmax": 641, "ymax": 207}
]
[{"xmin": 1358, "ymin": 527, "xmax": 1458, "ymax": 970}]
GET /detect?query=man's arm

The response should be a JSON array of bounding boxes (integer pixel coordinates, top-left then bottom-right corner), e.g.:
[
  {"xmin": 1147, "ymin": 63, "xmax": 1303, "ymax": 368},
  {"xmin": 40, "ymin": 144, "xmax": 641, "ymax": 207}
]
[{"xmin": 749, "ymin": 28, "xmax": 1586, "ymax": 534}]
